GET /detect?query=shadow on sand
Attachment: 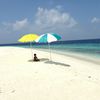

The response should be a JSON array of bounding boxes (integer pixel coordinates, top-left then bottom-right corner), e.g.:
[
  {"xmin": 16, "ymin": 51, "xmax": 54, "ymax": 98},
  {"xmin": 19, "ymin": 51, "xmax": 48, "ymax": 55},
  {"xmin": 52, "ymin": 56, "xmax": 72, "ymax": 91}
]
[
  {"xmin": 28, "ymin": 58, "xmax": 70, "ymax": 67},
  {"xmin": 28, "ymin": 59, "xmax": 34, "ymax": 62},
  {"xmin": 45, "ymin": 60, "xmax": 70, "ymax": 67},
  {"xmin": 28, "ymin": 58, "xmax": 49, "ymax": 62}
]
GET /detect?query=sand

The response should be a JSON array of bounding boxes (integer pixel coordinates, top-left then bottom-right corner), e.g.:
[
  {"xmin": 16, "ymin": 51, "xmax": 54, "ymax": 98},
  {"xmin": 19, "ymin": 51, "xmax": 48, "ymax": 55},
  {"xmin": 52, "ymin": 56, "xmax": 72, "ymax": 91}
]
[{"xmin": 0, "ymin": 47, "xmax": 100, "ymax": 100}]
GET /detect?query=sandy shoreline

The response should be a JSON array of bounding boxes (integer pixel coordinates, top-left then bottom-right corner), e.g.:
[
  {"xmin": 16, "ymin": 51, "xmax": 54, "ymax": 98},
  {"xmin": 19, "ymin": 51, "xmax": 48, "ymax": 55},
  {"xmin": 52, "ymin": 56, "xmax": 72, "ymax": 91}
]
[{"xmin": 0, "ymin": 47, "xmax": 100, "ymax": 100}]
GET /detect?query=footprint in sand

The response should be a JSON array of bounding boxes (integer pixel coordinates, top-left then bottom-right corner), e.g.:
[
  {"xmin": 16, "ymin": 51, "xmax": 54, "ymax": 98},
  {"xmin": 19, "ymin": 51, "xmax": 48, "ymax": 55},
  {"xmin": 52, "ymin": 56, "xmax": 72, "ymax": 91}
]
[
  {"xmin": 0, "ymin": 88, "xmax": 2, "ymax": 93},
  {"xmin": 0, "ymin": 88, "xmax": 15, "ymax": 94},
  {"xmin": 88, "ymin": 76, "xmax": 91, "ymax": 78},
  {"xmin": 11, "ymin": 90, "xmax": 15, "ymax": 93}
]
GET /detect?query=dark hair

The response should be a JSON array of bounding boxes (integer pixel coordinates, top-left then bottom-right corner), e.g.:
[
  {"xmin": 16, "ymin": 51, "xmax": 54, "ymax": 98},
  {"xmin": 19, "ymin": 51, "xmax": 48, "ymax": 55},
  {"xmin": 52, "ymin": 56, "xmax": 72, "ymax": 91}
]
[{"xmin": 34, "ymin": 53, "xmax": 36, "ymax": 56}]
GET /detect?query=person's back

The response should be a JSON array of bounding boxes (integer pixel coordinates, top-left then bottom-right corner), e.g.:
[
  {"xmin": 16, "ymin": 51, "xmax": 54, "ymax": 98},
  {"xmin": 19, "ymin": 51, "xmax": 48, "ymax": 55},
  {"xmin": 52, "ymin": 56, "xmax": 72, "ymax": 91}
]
[{"xmin": 33, "ymin": 53, "xmax": 40, "ymax": 61}]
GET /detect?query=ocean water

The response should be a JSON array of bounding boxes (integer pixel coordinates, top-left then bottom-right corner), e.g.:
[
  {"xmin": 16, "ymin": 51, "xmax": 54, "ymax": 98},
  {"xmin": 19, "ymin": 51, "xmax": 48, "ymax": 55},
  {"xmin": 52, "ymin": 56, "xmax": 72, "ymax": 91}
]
[
  {"xmin": 0, "ymin": 39, "xmax": 100, "ymax": 60},
  {"xmin": 32, "ymin": 43, "xmax": 100, "ymax": 58}
]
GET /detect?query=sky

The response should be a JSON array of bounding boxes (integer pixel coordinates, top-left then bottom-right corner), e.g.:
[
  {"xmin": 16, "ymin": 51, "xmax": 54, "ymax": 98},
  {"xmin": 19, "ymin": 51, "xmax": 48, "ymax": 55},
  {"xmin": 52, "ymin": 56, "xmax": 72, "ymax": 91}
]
[{"xmin": 0, "ymin": 0, "xmax": 100, "ymax": 44}]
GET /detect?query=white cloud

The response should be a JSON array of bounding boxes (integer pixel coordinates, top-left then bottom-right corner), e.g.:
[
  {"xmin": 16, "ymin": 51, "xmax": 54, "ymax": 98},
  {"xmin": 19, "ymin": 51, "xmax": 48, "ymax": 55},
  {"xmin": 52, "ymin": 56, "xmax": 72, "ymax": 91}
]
[
  {"xmin": 91, "ymin": 17, "xmax": 100, "ymax": 23},
  {"xmin": 2, "ymin": 18, "xmax": 29, "ymax": 31},
  {"xmin": 35, "ymin": 7, "xmax": 77, "ymax": 30},
  {"xmin": 13, "ymin": 18, "xmax": 28, "ymax": 30},
  {"xmin": 2, "ymin": 8, "xmax": 77, "ymax": 33},
  {"xmin": 1, "ymin": 7, "xmax": 77, "ymax": 39}
]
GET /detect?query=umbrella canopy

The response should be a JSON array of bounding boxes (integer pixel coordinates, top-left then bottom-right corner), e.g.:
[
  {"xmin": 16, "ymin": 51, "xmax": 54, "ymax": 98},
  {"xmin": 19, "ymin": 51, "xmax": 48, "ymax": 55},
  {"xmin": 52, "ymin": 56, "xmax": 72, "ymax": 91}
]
[
  {"xmin": 18, "ymin": 33, "xmax": 39, "ymax": 43},
  {"xmin": 35, "ymin": 33, "xmax": 61, "ymax": 61},
  {"xmin": 35, "ymin": 33, "xmax": 61, "ymax": 43}
]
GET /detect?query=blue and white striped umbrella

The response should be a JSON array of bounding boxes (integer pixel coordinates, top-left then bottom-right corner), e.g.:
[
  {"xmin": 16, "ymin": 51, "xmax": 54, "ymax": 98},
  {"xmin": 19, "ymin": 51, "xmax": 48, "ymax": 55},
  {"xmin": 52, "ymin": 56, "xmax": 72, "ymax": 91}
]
[
  {"xmin": 35, "ymin": 33, "xmax": 61, "ymax": 43},
  {"xmin": 35, "ymin": 33, "xmax": 61, "ymax": 61}
]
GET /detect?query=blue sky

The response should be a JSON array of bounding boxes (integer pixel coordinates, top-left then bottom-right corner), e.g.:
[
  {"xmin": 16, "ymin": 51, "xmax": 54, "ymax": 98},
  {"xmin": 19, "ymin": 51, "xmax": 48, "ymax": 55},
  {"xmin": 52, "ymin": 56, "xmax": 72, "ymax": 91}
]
[{"xmin": 0, "ymin": 0, "xmax": 100, "ymax": 44}]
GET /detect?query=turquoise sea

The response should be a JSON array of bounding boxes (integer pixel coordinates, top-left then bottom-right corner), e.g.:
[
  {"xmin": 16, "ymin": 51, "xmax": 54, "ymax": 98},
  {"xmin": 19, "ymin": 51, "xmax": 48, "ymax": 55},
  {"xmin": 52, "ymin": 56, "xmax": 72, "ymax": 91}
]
[
  {"xmin": 31, "ymin": 43, "xmax": 100, "ymax": 63},
  {"xmin": 33, "ymin": 43, "xmax": 100, "ymax": 56},
  {"xmin": 0, "ymin": 39, "xmax": 100, "ymax": 61}
]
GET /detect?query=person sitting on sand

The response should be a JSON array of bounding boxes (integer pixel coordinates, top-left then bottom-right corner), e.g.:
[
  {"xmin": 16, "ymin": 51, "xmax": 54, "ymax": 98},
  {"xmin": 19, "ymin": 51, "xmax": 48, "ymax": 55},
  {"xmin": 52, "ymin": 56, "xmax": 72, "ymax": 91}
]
[{"xmin": 33, "ymin": 53, "xmax": 40, "ymax": 61}]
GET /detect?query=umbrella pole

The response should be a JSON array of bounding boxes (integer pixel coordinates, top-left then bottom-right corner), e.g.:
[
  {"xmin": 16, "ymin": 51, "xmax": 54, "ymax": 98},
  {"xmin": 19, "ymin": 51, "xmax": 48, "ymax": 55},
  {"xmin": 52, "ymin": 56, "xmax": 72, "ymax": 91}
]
[
  {"xmin": 48, "ymin": 43, "xmax": 52, "ymax": 61},
  {"xmin": 30, "ymin": 42, "xmax": 33, "ymax": 60}
]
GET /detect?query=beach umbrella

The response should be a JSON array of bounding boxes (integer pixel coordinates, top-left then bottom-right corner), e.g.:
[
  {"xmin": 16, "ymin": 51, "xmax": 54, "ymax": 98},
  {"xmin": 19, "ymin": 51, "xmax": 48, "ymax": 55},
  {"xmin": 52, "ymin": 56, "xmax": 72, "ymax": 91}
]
[
  {"xmin": 18, "ymin": 33, "xmax": 39, "ymax": 43},
  {"xmin": 35, "ymin": 33, "xmax": 61, "ymax": 60},
  {"xmin": 18, "ymin": 33, "xmax": 39, "ymax": 59}
]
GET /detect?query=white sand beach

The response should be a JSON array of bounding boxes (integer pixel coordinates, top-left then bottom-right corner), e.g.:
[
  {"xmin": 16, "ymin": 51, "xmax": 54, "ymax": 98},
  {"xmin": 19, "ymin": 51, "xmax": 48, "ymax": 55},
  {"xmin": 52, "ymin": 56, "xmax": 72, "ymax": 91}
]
[{"xmin": 0, "ymin": 47, "xmax": 100, "ymax": 100}]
